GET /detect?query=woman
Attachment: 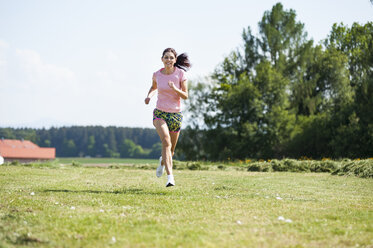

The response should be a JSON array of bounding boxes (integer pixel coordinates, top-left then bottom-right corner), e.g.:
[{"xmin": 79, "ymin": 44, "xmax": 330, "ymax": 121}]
[{"xmin": 144, "ymin": 48, "xmax": 191, "ymax": 187}]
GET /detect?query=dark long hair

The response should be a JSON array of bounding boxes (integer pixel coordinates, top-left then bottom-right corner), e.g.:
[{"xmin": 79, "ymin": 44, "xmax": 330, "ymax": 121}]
[{"xmin": 162, "ymin": 48, "xmax": 191, "ymax": 71}]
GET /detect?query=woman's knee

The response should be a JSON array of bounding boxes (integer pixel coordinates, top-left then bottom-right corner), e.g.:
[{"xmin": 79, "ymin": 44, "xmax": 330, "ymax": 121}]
[{"xmin": 162, "ymin": 136, "xmax": 172, "ymax": 148}]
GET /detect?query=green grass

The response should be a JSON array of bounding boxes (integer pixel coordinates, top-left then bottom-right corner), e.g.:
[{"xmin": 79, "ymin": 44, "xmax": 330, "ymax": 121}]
[
  {"xmin": 0, "ymin": 165, "xmax": 372, "ymax": 247},
  {"xmin": 56, "ymin": 157, "xmax": 159, "ymax": 165},
  {"xmin": 53, "ymin": 158, "xmax": 373, "ymax": 178}
]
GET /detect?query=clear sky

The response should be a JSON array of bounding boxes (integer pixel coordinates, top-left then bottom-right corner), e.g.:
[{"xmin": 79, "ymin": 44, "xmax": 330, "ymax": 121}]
[{"xmin": 1, "ymin": 0, "xmax": 372, "ymax": 129}]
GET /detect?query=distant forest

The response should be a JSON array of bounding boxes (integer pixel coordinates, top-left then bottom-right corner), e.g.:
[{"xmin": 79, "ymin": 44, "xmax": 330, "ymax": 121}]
[{"xmin": 0, "ymin": 126, "xmax": 162, "ymax": 159}]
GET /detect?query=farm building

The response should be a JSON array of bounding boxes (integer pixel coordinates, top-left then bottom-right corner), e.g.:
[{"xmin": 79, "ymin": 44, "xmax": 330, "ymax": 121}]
[{"xmin": 0, "ymin": 138, "xmax": 55, "ymax": 163}]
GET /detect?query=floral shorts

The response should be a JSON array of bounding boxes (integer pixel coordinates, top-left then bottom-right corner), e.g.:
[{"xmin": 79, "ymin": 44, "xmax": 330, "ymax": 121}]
[{"xmin": 153, "ymin": 109, "xmax": 183, "ymax": 132}]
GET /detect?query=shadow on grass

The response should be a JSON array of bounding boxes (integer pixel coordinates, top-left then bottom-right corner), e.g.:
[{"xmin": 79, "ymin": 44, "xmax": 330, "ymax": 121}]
[{"xmin": 43, "ymin": 188, "xmax": 169, "ymax": 196}]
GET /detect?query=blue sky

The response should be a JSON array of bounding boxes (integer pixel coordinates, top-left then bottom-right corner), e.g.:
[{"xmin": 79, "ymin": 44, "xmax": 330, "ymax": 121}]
[{"xmin": 0, "ymin": 0, "xmax": 372, "ymax": 128}]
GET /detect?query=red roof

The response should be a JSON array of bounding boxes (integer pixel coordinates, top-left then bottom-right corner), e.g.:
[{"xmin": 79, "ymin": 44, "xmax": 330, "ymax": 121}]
[{"xmin": 0, "ymin": 139, "xmax": 55, "ymax": 160}]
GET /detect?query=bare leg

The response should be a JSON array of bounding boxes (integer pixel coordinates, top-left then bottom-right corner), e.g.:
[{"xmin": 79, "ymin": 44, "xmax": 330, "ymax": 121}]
[
  {"xmin": 170, "ymin": 131, "xmax": 180, "ymax": 157},
  {"xmin": 153, "ymin": 119, "xmax": 173, "ymax": 175},
  {"xmin": 160, "ymin": 131, "xmax": 180, "ymax": 165}
]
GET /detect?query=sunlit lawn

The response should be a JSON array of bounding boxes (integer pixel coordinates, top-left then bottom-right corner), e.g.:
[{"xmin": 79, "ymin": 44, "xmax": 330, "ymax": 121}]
[
  {"xmin": 56, "ymin": 157, "xmax": 159, "ymax": 165},
  {"xmin": 0, "ymin": 165, "xmax": 372, "ymax": 247}
]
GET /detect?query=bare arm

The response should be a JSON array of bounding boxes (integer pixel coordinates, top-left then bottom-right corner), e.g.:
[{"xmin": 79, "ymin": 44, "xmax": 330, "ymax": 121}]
[
  {"xmin": 168, "ymin": 80, "xmax": 188, "ymax": 100},
  {"xmin": 145, "ymin": 78, "xmax": 157, "ymax": 104}
]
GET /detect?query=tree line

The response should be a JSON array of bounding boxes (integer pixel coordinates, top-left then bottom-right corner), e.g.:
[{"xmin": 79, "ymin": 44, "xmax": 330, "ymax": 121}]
[
  {"xmin": 178, "ymin": 3, "xmax": 373, "ymax": 160},
  {"xmin": 0, "ymin": 126, "xmax": 162, "ymax": 158}
]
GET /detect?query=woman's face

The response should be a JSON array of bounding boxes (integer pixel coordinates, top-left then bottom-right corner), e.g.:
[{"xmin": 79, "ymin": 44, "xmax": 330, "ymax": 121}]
[{"xmin": 162, "ymin": 52, "xmax": 176, "ymax": 69}]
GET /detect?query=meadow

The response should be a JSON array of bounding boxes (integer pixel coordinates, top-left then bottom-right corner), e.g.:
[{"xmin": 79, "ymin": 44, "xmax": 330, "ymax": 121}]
[
  {"xmin": 0, "ymin": 160, "xmax": 372, "ymax": 247},
  {"xmin": 56, "ymin": 157, "xmax": 159, "ymax": 166}
]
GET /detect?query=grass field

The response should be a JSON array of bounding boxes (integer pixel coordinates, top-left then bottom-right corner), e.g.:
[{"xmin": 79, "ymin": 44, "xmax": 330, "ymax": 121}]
[
  {"xmin": 1, "ymin": 164, "xmax": 372, "ymax": 247},
  {"xmin": 56, "ymin": 157, "xmax": 159, "ymax": 165}
]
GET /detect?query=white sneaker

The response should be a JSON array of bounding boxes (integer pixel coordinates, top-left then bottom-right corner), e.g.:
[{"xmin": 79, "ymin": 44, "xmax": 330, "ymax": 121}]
[
  {"xmin": 156, "ymin": 156, "xmax": 165, "ymax": 178},
  {"xmin": 166, "ymin": 175, "xmax": 175, "ymax": 187},
  {"xmin": 166, "ymin": 180, "xmax": 175, "ymax": 187}
]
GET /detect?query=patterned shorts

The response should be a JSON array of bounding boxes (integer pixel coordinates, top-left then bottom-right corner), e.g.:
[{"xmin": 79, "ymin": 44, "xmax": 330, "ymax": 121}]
[{"xmin": 153, "ymin": 109, "xmax": 183, "ymax": 132}]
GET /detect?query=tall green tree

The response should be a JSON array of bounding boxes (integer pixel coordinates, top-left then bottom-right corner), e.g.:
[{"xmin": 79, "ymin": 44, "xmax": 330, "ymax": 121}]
[
  {"xmin": 325, "ymin": 22, "xmax": 373, "ymax": 157},
  {"xmin": 181, "ymin": 3, "xmax": 368, "ymax": 160},
  {"xmin": 189, "ymin": 3, "xmax": 306, "ymax": 159}
]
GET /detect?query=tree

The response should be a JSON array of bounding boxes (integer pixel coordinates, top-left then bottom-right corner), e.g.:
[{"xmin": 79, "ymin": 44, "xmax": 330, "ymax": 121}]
[
  {"xmin": 258, "ymin": 3, "xmax": 307, "ymax": 70},
  {"xmin": 186, "ymin": 3, "xmax": 306, "ymax": 159},
  {"xmin": 87, "ymin": 135, "xmax": 96, "ymax": 156},
  {"xmin": 62, "ymin": 139, "xmax": 77, "ymax": 157},
  {"xmin": 119, "ymin": 139, "xmax": 146, "ymax": 158},
  {"xmin": 325, "ymin": 22, "xmax": 373, "ymax": 157},
  {"xmin": 0, "ymin": 126, "xmax": 160, "ymax": 158},
  {"xmin": 182, "ymin": 3, "xmax": 369, "ymax": 160},
  {"xmin": 148, "ymin": 142, "xmax": 162, "ymax": 159},
  {"xmin": 103, "ymin": 143, "xmax": 120, "ymax": 158}
]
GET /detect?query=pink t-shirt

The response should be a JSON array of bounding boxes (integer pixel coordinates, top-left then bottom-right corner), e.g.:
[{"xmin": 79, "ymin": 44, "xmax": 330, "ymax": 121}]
[{"xmin": 153, "ymin": 67, "xmax": 187, "ymax": 113}]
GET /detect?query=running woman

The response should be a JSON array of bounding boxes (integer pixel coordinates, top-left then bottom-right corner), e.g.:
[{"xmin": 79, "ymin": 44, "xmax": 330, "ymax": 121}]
[{"xmin": 144, "ymin": 48, "xmax": 191, "ymax": 187}]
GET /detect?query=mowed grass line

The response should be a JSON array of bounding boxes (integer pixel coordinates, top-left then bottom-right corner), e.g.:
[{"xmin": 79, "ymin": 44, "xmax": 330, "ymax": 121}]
[{"xmin": 0, "ymin": 166, "xmax": 372, "ymax": 247}]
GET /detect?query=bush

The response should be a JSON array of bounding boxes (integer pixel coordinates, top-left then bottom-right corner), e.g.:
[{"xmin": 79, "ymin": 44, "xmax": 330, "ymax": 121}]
[
  {"xmin": 187, "ymin": 162, "xmax": 202, "ymax": 170},
  {"xmin": 3, "ymin": 160, "xmax": 59, "ymax": 168},
  {"xmin": 10, "ymin": 161, "xmax": 20, "ymax": 166},
  {"xmin": 285, "ymin": 159, "xmax": 304, "ymax": 172},
  {"xmin": 315, "ymin": 160, "xmax": 339, "ymax": 172},
  {"xmin": 246, "ymin": 159, "xmax": 372, "ymax": 178},
  {"xmin": 332, "ymin": 160, "xmax": 373, "ymax": 178},
  {"xmin": 247, "ymin": 162, "xmax": 272, "ymax": 172},
  {"xmin": 267, "ymin": 159, "xmax": 309, "ymax": 172},
  {"xmin": 271, "ymin": 159, "xmax": 287, "ymax": 172},
  {"xmin": 71, "ymin": 161, "xmax": 82, "ymax": 167},
  {"xmin": 108, "ymin": 165, "xmax": 121, "ymax": 169},
  {"xmin": 173, "ymin": 161, "xmax": 188, "ymax": 170}
]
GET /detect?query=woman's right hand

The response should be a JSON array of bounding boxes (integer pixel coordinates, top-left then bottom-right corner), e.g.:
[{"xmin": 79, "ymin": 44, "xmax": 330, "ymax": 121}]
[{"xmin": 144, "ymin": 97, "xmax": 151, "ymax": 104}]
